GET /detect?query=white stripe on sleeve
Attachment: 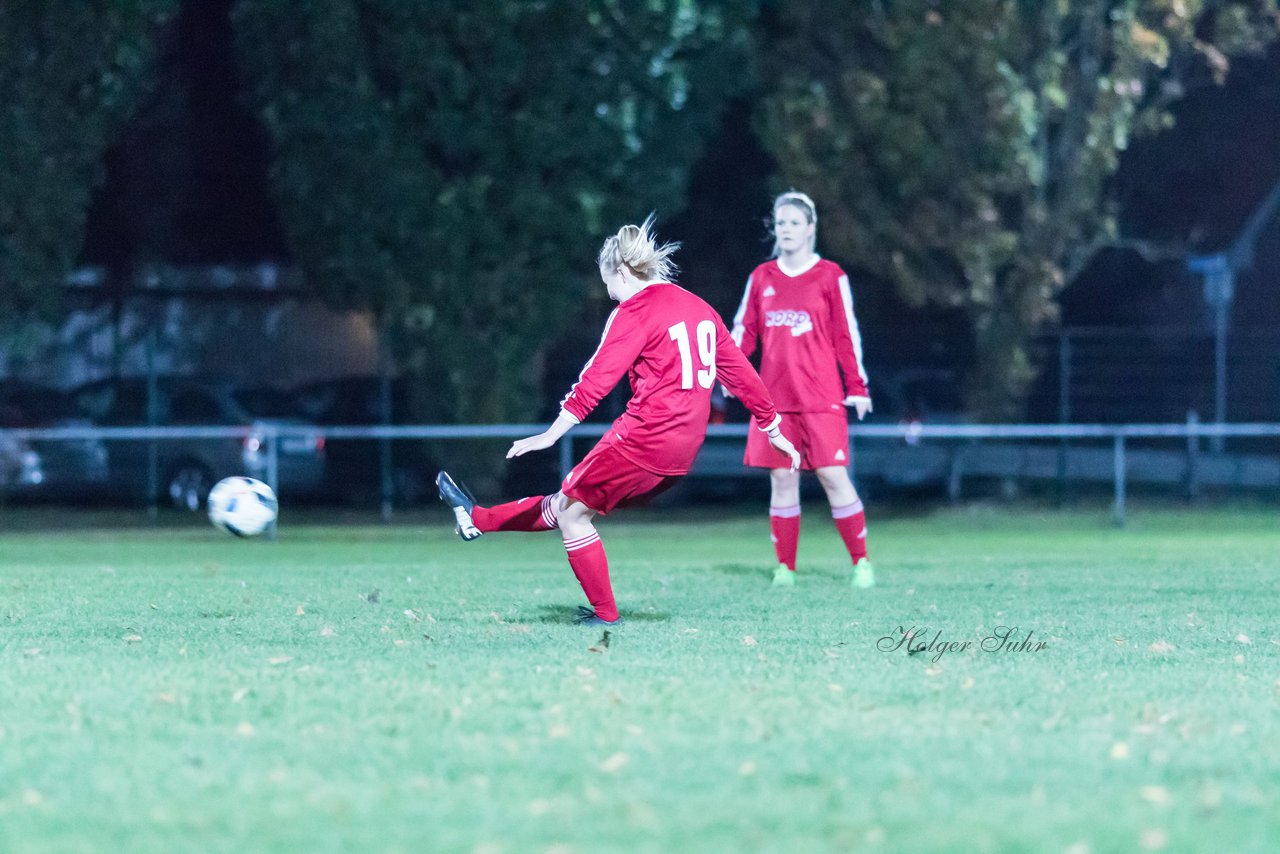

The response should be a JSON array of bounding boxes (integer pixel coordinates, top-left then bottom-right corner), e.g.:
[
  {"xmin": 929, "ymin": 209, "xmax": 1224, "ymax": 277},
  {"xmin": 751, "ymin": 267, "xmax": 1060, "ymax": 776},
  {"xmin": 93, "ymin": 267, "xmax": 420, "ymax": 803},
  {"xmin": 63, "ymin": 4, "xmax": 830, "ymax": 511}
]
[
  {"xmin": 729, "ymin": 274, "xmax": 753, "ymax": 347},
  {"xmin": 560, "ymin": 307, "xmax": 620, "ymax": 410},
  {"xmin": 836, "ymin": 274, "xmax": 868, "ymax": 386}
]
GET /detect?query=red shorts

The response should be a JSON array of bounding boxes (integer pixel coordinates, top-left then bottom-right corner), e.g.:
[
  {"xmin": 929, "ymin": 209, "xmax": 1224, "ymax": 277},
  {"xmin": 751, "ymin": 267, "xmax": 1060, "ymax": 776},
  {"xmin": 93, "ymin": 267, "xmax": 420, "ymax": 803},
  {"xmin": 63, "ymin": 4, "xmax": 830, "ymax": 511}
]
[
  {"xmin": 744, "ymin": 410, "xmax": 850, "ymax": 471},
  {"xmin": 562, "ymin": 439, "xmax": 681, "ymax": 514}
]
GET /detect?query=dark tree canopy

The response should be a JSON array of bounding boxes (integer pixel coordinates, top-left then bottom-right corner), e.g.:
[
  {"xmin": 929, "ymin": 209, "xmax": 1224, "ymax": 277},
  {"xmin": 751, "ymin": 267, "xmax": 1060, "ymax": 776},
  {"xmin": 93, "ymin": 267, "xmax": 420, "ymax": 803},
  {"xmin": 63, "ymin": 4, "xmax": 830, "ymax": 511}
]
[
  {"xmin": 234, "ymin": 0, "xmax": 755, "ymax": 421},
  {"xmin": 0, "ymin": 1, "xmax": 176, "ymax": 325},
  {"xmin": 757, "ymin": 0, "xmax": 1280, "ymax": 418}
]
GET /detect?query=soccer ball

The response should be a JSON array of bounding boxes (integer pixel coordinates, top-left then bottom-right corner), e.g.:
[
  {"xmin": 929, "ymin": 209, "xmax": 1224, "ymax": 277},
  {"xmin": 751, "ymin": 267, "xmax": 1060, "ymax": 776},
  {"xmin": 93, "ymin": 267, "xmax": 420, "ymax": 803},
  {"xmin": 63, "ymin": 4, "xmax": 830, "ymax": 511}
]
[{"xmin": 207, "ymin": 476, "xmax": 278, "ymax": 537}]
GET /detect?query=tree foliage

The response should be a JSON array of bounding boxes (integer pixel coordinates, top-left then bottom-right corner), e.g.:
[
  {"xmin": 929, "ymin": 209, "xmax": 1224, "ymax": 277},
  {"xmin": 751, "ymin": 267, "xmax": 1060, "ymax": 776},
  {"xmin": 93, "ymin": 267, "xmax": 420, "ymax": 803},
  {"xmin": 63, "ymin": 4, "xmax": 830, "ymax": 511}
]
[
  {"xmin": 758, "ymin": 0, "xmax": 1280, "ymax": 419},
  {"xmin": 0, "ymin": 0, "xmax": 176, "ymax": 324},
  {"xmin": 234, "ymin": 0, "xmax": 753, "ymax": 421}
]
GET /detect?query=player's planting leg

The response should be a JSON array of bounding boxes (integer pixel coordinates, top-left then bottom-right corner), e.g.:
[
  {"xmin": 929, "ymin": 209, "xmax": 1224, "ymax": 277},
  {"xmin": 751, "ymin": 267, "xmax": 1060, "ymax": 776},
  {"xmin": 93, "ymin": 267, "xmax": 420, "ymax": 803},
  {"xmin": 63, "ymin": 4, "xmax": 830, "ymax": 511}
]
[
  {"xmin": 559, "ymin": 499, "xmax": 620, "ymax": 625},
  {"xmin": 769, "ymin": 468, "xmax": 802, "ymax": 586},
  {"xmin": 816, "ymin": 466, "xmax": 874, "ymax": 589}
]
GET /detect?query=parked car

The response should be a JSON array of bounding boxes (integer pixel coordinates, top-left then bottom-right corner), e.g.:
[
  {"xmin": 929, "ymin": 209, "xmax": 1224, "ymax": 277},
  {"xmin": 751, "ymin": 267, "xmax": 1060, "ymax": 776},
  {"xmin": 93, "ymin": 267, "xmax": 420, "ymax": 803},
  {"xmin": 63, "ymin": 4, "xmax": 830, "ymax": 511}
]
[
  {"xmin": 291, "ymin": 375, "xmax": 437, "ymax": 505},
  {"xmin": 69, "ymin": 376, "xmax": 326, "ymax": 510},
  {"xmin": 0, "ymin": 381, "xmax": 109, "ymax": 498}
]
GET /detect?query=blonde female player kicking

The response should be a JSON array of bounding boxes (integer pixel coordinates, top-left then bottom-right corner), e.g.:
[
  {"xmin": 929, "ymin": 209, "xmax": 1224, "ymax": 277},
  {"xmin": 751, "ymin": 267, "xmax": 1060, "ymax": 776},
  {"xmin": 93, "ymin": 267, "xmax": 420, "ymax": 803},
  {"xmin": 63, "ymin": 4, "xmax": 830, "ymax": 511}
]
[
  {"xmin": 729, "ymin": 191, "xmax": 875, "ymax": 589},
  {"xmin": 437, "ymin": 215, "xmax": 800, "ymax": 626}
]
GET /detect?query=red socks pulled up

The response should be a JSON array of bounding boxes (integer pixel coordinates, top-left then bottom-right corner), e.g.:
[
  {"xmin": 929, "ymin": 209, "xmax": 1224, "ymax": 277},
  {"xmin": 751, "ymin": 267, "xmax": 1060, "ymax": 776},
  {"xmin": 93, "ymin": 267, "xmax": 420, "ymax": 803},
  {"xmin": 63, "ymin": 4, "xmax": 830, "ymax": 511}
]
[
  {"xmin": 472, "ymin": 495, "xmax": 558, "ymax": 533},
  {"xmin": 769, "ymin": 503, "xmax": 801, "ymax": 571},
  {"xmin": 564, "ymin": 532, "xmax": 618, "ymax": 622},
  {"xmin": 831, "ymin": 499, "xmax": 868, "ymax": 563}
]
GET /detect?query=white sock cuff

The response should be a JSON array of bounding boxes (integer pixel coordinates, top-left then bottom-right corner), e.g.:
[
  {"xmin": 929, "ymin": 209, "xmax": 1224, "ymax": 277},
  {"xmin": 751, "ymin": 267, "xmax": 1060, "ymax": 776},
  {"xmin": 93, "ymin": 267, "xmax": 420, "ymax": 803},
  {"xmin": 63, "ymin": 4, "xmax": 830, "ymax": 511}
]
[
  {"xmin": 831, "ymin": 499, "xmax": 864, "ymax": 520},
  {"xmin": 564, "ymin": 531, "xmax": 601, "ymax": 552},
  {"xmin": 540, "ymin": 495, "xmax": 560, "ymax": 529},
  {"xmin": 769, "ymin": 503, "xmax": 801, "ymax": 519}
]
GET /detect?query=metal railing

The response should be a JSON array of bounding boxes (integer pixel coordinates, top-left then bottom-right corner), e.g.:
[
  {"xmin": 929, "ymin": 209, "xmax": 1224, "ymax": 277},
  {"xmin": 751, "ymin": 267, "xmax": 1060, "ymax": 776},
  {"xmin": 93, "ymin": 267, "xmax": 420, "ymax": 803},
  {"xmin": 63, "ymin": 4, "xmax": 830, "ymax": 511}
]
[{"xmin": 4, "ymin": 421, "xmax": 1280, "ymax": 528}]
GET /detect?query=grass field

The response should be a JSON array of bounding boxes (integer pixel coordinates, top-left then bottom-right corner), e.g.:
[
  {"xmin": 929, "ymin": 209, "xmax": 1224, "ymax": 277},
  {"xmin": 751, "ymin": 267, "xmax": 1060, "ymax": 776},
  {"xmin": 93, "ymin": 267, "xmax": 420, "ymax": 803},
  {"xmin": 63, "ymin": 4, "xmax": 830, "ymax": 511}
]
[{"xmin": 1, "ymin": 503, "xmax": 1278, "ymax": 853}]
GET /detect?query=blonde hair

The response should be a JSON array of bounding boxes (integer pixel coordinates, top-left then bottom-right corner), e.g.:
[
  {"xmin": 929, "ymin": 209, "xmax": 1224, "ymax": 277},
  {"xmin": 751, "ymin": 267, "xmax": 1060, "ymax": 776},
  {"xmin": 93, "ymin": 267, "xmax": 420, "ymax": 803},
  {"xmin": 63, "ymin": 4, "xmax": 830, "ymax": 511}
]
[
  {"xmin": 770, "ymin": 190, "xmax": 817, "ymax": 257},
  {"xmin": 597, "ymin": 213, "xmax": 680, "ymax": 282}
]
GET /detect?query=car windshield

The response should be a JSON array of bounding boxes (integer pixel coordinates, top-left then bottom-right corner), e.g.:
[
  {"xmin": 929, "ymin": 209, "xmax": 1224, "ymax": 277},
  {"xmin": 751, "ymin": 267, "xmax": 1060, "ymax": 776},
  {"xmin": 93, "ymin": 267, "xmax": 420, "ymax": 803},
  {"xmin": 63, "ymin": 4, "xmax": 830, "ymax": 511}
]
[{"xmin": 233, "ymin": 387, "xmax": 300, "ymax": 419}]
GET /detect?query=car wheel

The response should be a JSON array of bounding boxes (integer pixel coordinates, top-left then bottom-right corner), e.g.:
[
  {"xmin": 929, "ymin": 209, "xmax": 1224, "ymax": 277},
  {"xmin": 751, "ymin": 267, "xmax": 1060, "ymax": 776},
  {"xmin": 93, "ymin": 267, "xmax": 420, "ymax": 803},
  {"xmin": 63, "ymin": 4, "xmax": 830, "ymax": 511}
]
[{"xmin": 167, "ymin": 462, "xmax": 213, "ymax": 511}]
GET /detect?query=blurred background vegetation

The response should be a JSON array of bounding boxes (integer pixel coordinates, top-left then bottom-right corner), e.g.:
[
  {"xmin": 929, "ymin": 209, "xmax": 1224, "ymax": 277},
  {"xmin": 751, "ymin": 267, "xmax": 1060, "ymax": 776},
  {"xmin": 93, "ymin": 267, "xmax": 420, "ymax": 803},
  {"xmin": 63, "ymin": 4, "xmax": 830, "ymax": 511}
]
[{"xmin": 2, "ymin": 0, "xmax": 1279, "ymax": 421}]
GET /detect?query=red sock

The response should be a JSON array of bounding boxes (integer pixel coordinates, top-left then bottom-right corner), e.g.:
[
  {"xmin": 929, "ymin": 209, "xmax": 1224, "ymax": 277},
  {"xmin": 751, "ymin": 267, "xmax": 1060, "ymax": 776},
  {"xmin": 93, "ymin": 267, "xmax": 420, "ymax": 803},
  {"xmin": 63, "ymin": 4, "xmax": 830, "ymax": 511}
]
[
  {"xmin": 563, "ymin": 532, "xmax": 618, "ymax": 622},
  {"xmin": 831, "ymin": 499, "xmax": 868, "ymax": 563},
  {"xmin": 472, "ymin": 495, "xmax": 558, "ymax": 533},
  {"xmin": 770, "ymin": 504, "xmax": 801, "ymax": 571}
]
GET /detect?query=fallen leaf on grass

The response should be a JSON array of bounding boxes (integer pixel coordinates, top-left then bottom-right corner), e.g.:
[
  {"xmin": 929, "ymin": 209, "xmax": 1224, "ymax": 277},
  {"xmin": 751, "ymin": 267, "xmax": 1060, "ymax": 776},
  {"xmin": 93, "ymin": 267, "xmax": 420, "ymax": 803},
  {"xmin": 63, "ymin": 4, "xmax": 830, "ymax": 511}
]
[
  {"xmin": 1149, "ymin": 641, "xmax": 1174, "ymax": 654},
  {"xmin": 231, "ymin": 688, "xmax": 249, "ymax": 703},
  {"xmin": 1110, "ymin": 742, "xmax": 1130, "ymax": 760},
  {"xmin": 268, "ymin": 656, "xmax": 293, "ymax": 666},
  {"xmin": 393, "ymin": 639, "xmax": 408, "ymax": 647},
  {"xmin": 598, "ymin": 752, "xmax": 628, "ymax": 773},
  {"xmin": 295, "ymin": 605, "xmax": 305, "ymax": 616},
  {"xmin": 925, "ymin": 666, "xmax": 943, "ymax": 677},
  {"xmin": 587, "ymin": 631, "xmax": 612, "ymax": 653},
  {"xmin": 236, "ymin": 722, "xmax": 256, "ymax": 737},
  {"xmin": 1235, "ymin": 633, "xmax": 1251, "ymax": 644},
  {"xmin": 1139, "ymin": 828, "xmax": 1168, "ymax": 850},
  {"xmin": 739, "ymin": 761, "xmax": 756, "ymax": 776},
  {"xmin": 123, "ymin": 635, "xmax": 142, "ymax": 643},
  {"xmin": 741, "ymin": 635, "xmax": 757, "ymax": 646},
  {"xmin": 1139, "ymin": 786, "xmax": 1170, "ymax": 807},
  {"xmin": 319, "ymin": 626, "xmax": 335, "ymax": 637}
]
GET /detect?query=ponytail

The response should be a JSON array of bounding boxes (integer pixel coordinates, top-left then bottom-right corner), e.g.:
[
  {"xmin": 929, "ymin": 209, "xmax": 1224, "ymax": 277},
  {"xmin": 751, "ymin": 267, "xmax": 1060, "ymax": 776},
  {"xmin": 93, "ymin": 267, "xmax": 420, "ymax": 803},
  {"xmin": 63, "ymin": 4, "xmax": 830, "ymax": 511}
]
[{"xmin": 597, "ymin": 213, "xmax": 680, "ymax": 281}]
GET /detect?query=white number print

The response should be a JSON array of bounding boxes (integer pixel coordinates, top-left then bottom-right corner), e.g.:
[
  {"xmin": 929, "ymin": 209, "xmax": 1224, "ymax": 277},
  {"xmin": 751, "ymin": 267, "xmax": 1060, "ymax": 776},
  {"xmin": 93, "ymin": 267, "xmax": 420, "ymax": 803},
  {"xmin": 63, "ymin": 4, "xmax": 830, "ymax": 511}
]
[{"xmin": 667, "ymin": 320, "xmax": 718, "ymax": 390}]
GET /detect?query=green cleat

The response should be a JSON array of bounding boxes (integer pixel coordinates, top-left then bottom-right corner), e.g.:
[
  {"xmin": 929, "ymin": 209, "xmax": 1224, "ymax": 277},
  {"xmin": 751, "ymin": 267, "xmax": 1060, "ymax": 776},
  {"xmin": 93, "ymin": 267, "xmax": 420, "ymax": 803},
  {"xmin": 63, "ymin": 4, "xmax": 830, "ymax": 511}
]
[
  {"xmin": 852, "ymin": 557, "xmax": 875, "ymax": 589},
  {"xmin": 771, "ymin": 564, "xmax": 796, "ymax": 587}
]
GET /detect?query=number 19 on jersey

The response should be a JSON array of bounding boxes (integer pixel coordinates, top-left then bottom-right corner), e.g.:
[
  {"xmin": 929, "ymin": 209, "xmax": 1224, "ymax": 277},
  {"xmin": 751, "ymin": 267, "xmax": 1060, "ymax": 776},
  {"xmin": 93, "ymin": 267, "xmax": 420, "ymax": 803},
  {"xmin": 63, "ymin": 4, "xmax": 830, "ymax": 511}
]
[{"xmin": 668, "ymin": 320, "xmax": 717, "ymax": 390}]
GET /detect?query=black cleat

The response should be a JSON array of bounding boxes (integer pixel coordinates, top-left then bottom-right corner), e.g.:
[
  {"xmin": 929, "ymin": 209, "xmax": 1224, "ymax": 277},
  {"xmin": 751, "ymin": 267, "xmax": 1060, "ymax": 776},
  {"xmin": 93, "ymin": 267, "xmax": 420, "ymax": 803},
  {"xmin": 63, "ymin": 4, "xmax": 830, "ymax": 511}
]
[
  {"xmin": 436, "ymin": 471, "xmax": 481, "ymax": 541},
  {"xmin": 575, "ymin": 605, "xmax": 622, "ymax": 627}
]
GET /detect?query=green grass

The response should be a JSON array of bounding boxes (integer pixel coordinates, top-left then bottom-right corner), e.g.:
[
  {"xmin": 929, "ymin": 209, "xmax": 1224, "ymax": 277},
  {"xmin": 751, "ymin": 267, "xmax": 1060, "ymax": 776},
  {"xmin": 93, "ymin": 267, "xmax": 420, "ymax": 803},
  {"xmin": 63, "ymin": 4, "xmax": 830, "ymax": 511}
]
[{"xmin": 1, "ymin": 504, "xmax": 1278, "ymax": 853}]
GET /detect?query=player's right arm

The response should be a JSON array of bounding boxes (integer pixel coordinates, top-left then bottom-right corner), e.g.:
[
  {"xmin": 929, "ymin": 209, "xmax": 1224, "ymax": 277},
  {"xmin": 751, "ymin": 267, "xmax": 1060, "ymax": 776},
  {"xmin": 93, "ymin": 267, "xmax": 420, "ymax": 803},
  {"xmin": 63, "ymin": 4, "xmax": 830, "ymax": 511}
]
[{"xmin": 508, "ymin": 307, "xmax": 646, "ymax": 458}]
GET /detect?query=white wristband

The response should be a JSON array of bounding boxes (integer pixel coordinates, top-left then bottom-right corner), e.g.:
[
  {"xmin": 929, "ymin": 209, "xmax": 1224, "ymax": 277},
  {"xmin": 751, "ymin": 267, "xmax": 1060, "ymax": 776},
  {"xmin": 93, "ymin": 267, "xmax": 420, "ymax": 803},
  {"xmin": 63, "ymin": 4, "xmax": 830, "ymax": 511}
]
[{"xmin": 760, "ymin": 414, "xmax": 783, "ymax": 437}]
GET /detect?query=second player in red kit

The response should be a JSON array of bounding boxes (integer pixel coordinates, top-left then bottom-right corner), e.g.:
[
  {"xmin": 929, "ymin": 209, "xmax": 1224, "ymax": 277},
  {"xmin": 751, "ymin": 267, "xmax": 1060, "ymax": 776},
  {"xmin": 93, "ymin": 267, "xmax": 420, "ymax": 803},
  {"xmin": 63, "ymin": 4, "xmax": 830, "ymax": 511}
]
[{"xmin": 730, "ymin": 191, "xmax": 876, "ymax": 590}]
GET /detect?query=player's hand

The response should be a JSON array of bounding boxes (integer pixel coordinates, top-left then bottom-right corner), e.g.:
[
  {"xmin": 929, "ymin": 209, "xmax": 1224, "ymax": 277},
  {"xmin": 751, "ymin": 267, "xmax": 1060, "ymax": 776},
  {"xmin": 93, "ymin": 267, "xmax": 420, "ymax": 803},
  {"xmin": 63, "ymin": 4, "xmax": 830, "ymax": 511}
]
[
  {"xmin": 844, "ymin": 395, "xmax": 872, "ymax": 420},
  {"xmin": 768, "ymin": 432, "xmax": 802, "ymax": 471},
  {"xmin": 507, "ymin": 431, "xmax": 557, "ymax": 459}
]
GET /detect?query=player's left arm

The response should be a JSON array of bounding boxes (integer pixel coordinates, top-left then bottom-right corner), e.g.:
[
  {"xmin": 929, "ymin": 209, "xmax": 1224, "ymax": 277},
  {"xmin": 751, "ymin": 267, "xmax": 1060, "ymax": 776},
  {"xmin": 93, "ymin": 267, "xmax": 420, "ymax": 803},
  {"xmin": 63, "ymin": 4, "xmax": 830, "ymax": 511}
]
[
  {"xmin": 714, "ymin": 319, "xmax": 800, "ymax": 470},
  {"xmin": 831, "ymin": 272, "xmax": 872, "ymax": 419}
]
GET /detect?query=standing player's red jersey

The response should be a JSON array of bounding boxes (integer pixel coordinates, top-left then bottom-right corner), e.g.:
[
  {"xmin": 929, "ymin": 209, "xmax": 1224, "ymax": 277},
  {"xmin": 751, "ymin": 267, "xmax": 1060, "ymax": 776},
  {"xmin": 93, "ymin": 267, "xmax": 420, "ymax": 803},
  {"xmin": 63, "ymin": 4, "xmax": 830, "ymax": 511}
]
[
  {"xmin": 730, "ymin": 258, "xmax": 868, "ymax": 412},
  {"xmin": 561, "ymin": 283, "xmax": 780, "ymax": 476}
]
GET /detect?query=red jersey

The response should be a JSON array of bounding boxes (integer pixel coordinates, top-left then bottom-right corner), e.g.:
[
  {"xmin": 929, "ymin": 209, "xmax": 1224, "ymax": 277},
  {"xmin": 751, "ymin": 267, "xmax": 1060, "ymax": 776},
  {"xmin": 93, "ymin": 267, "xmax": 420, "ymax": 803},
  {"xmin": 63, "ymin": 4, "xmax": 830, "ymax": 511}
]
[
  {"xmin": 730, "ymin": 258, "xmax": 868, "ymax": 413},
  {"xmin": 560, "ymin": 283, "xmax": 780, "ymax": 476}
]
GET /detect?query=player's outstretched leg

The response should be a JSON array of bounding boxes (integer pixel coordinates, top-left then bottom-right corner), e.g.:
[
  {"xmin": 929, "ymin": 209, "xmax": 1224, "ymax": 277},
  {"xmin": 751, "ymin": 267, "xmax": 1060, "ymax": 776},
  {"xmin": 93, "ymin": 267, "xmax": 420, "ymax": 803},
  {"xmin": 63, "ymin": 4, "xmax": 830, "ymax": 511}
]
[{"xmin": 436, "ymin": 471, "xmax": 482, "ymax": 541}]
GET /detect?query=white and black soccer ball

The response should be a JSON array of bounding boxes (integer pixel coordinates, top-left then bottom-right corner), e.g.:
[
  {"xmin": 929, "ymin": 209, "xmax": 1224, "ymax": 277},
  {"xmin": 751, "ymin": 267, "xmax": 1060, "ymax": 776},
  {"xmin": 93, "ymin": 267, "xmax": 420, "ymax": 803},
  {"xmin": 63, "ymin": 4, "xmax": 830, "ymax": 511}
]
[{"xmin": 207, "ymin": 476, "xmax": 278, "ymax": 537}]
